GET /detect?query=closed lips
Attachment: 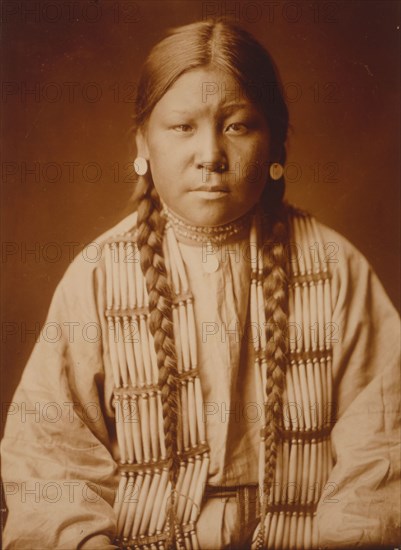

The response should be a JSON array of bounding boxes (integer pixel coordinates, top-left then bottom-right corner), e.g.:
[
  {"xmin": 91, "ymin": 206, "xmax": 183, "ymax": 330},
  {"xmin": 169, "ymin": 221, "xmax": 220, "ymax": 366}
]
[{"xmin": 192, "ymin": 185, "xmax": 229, "ymax": 192}]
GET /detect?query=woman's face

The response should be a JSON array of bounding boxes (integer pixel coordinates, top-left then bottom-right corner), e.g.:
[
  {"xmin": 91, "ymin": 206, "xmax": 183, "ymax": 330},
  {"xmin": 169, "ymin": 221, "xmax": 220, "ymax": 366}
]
[{"xmin": 137, "ymin": 66, "xmax": 271, "ymax": 226}]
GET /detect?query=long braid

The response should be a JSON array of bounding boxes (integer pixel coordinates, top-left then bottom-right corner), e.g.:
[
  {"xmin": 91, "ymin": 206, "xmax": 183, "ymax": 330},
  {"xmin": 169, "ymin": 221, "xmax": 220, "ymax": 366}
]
[
  {"xmin": 257, "ymin": 189, "xmax": 290, "ymax": 547},
  {"xmin": 127, "ymin": 18, "xmax": 291, "ymax": 550},
  {"xmin": 135, "ymin": 174, "xmax": 180, "ymax": 543}
]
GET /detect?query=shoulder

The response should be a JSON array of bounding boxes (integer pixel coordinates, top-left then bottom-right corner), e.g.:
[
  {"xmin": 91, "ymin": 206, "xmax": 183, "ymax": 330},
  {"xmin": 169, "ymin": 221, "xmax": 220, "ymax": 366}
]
[
  {"xmin": 285, "ymin": 204, "xmax": 373, "ymax": 278},
  {"xmin": 91, "ymin": 211, "xmax": 138, "ymax": 245},
  {"xmin": 283, "ymin": 204, "xmax": 389, "ymax": 323},
  {"xmin": 285, "ymin": 207, "xmax": 400, "ymax": 342},
  {"xmin": 55, "ymin": 211, "xmax": 139, "ymax": 298}
]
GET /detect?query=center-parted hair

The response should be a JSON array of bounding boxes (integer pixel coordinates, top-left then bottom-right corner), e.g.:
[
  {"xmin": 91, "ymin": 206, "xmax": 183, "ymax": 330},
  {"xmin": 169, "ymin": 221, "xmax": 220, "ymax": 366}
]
[{"xmin": 133, "ymin": 19, "xmax": 290, "ymax": 546}]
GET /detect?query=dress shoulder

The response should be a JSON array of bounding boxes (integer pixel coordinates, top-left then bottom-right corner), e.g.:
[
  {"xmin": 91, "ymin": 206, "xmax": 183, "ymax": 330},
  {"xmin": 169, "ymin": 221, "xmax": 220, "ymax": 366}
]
[{"xmin": 57, "ymin": 211, "xmax": 139, "ymax": 293}]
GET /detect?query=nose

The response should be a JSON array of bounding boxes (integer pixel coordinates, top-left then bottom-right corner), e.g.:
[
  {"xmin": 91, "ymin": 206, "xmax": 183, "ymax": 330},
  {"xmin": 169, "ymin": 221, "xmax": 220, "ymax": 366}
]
[{"xmin": 195, "ymin": 126, "xmax": 227, "ymax": 173}]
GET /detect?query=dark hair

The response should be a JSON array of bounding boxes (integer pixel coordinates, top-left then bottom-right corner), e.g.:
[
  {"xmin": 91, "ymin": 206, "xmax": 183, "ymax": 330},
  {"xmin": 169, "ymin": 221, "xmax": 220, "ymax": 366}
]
[
  {"xmin": 135, "ymin": 20, "xmax": 288, "ymax": 156},
  {"xmin": 133, "ymin": 20, "xmax": 290, "ymax": 546}
]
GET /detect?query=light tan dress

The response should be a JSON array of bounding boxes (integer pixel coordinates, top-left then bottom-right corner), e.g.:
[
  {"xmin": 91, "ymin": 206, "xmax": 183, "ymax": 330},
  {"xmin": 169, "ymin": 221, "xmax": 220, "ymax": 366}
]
[{"xmin": 1, "ymin": 211, "xmax": 400, "ymax": 549}]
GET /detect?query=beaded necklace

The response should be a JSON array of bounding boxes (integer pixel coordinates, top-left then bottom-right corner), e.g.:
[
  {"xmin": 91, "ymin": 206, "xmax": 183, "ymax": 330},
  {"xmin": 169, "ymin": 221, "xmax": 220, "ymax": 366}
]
[{"xmin": 162, "ymin": 204, "xmax": 253, "ymax": 245}]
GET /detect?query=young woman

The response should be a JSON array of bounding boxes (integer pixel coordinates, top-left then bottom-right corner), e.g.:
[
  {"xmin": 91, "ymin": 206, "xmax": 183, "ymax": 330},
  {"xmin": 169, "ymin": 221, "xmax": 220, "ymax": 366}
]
[{"xmin": 2, "ymin": 20, "xmax": 400, "ymax": 550}]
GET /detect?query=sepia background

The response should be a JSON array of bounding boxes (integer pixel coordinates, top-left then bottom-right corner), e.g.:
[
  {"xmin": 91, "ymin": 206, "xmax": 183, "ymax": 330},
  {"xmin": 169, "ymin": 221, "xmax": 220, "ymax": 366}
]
[{"xmin": 1, "ymin": 0, "xmax": 400, "ymax": 433}]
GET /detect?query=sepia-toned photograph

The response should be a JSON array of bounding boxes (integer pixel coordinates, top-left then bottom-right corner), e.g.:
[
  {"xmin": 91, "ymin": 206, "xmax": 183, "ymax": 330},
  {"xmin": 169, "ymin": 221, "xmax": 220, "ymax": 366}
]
[{"xmin": 1, "ymin": 1, "xmax": 400, "ymax": 548}]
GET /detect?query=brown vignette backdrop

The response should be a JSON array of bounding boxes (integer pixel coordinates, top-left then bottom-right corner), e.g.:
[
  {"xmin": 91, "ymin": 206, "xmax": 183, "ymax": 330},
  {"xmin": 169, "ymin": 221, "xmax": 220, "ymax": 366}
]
[{"xmin": 1, "ymin": 0, "xmax": 400, "ymax": 440}]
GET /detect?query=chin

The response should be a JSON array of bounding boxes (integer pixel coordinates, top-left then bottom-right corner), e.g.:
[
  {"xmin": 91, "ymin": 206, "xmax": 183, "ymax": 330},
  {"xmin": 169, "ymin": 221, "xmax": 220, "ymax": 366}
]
[
  {"xmin": 188, "ymin": 205, "xmax": 246, "ymax": 227},
  {"xmin": 166, "ymin": 195, "xmax": 253, "ymax": 227}
]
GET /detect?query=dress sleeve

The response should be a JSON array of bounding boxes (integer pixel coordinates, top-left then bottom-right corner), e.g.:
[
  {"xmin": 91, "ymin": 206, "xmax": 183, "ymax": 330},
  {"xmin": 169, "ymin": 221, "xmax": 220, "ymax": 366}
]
[
  {"xmin": 1, "ymin": 254, "xmax": 119, "ymax": 549},
  {"xmin": 315, "ymin": 233, "xmax": 401, "ymax": 548}
]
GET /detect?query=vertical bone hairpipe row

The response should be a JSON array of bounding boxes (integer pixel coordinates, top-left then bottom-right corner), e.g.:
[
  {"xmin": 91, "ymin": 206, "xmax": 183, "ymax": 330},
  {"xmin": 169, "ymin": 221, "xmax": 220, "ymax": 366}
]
[
  {"xmin": 303, "ymin": 219, "xmax": 326, "ymax": 508},
  {"xmin": 165, "ymin": 225, "xmax": 207, "ymax": 450},
  {"xmin": 298, "ymin": 218, "xmax": 325, "ymax": 435},
  {"xmin": 310, "ymin": 217, "xmax": 327, "ymax": 435},
  {"xmin": 302, "ymin": 217, "xmax": 325, "ymax": 431},
  {"xmin": 302, "ymin": 217, "xmax": 325, "ymax": 501},
  {"xmin": 113, "ymin": 471, "xmax": 127, "ymax": 521},
  {"xmin": 301, "ymin": 216, "xmax": 324, "ymax": 359},
  {"xmin": 293, "ymin": 217, "xmax": 307, "ymax": 349},
  {"xmin": 304, "ymin": 218, "xmax": 325, "ymax": 358},
  {"xmin": 303, "ymin": 217, "xmax": 325, "ymax": 352},
  {"xmin": 308, "ymin": 218, "xmax": 334, "ymax": 505},
  {"xmin": 127, "ymin": 244, "xmax": 146, "ymax": 400},
  {"xmin": 310, "ymin": 218, "xmax": 334, "ymax": 491},
  {"xmin": 117, "ymin": 470, "xmax": 172, "ymax": 545},
  {"xmin": 299, "ymin": 217, "xmax": 315, "ymax": 349},
  {"xmin": 290, "ymin": 220, "xmax": 316, "ymax": 516},
  {"xmin": 105, "ymin": 243, "xmax": 122, "ymax": 388},
  {"xmin": 311, "ymin": 216, "xmax": 334, "ymax": 413},
  {"xmin": 148, "ymin": 467, "xmax": 169, "ymax": 535},
  {"xmin": 109, "ymin": 242, "xmax": 131, "ymax": 388},
  {"xmin": 116, "ymin": 472, "xmax": 136, "ymax": 537},
  {"xmin": 123, "ymin": 472, "xmax": 144, "ymax": 540},
  {"xmin": 298, "ymin": 216, "xmax": 320, "ymax": 492},
  {"xmin": 289, "ymin": 219, "xmax": 313, "ymax": 545},
  {"xmin": 116, "ymin": 243, "xmax": 129, "ymax": 388},
  {"xmin": 122, "ymin": 241, "xmax": 164, "ymax": 465},
  {"xmin": 106, "ymin": 240, "xmax": 139, "ymax": 388}
]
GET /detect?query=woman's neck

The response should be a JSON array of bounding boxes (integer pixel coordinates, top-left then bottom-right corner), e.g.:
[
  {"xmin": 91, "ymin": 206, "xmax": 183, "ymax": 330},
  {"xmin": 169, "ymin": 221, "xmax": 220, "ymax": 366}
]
[{"xmin": 162, "ymin": 204, "xmax": 255, "ymax": 246}]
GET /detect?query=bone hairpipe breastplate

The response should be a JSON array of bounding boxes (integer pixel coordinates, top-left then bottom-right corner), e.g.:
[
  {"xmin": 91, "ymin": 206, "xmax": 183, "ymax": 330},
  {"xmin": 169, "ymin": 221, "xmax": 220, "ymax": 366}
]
[{"xmin": 102, "ymin": 210, "xmax": 334, "ymax": 549}]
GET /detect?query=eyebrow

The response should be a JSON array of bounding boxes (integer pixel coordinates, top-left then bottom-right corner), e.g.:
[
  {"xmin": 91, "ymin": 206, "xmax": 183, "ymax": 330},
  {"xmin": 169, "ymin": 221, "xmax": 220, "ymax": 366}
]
[
  {"xmin": 170, "ymin": 109, "xmax": 192, "ymax": 115},
  {"xmin": 220, "ymin": 102, "xmax": 251, "ymax": 113},
  {"xmin": 170, "ymin": 103, "xmax": 252, "ymax": 116}
]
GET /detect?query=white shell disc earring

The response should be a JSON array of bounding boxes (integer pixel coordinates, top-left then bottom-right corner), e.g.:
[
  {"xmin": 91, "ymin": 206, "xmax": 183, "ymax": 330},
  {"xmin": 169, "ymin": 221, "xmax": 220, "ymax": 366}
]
[
  {"xmin": 134, "ymin": 157, "xmax": 148, "ymax": 176},
  {"xmin": 269, "ymin": 162, "xmax": 284, "ymax": 181}
]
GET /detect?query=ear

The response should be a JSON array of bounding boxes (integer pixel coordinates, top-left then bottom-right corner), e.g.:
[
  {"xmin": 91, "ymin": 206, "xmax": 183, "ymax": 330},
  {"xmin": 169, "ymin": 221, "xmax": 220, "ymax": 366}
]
[{"xmin": 135, "ymin": 129, "xmax": 150, "ymax": 159}]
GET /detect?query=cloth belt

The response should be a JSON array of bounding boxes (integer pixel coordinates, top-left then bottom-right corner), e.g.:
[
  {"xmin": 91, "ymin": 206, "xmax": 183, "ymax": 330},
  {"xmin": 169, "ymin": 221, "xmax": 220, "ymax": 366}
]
[{"xmin": 204, "ymin": 483, "xmax": 260, "ymax": 543}]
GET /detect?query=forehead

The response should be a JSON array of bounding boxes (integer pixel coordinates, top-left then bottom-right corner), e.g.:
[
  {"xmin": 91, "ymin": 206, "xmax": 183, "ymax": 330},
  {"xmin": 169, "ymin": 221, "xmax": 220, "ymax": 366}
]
[{"xmin": 151, "ymin": 66, "xmax": 255, "ymax": 117}]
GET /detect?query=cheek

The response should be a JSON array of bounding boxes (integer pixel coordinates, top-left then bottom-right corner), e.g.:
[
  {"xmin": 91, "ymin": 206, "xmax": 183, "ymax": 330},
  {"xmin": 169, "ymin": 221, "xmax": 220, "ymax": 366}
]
[
  {"xmin": 148, "ymin": 139, "xmax": 189, "ymax": 177},
  {"xmin": 147, "ymin": 143, "xmax": 169, "ymax": 170},
  {"xmin": 233, "ymin": 136, "xmax": 270, "ymax": 165},
  {"xmin": 234, "ymin": 147, "xmax": 270, "ymax": 191},
  {"xmin": 249, "ymin": 138, "xmax": 271, "ymax": 164},
  {"xmin": 147, "ymin": 145, "xmax": 175, "ymax": 189}
]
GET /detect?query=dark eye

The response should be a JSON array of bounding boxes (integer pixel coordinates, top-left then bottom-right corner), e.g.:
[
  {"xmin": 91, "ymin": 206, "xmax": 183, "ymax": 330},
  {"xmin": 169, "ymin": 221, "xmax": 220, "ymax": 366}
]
[
  {"xmin": 173, "ymin": 124, "xmax": 193, "ymax": 133},
  {"xmin": 225, "ymin": 122, "xmax": 248, "ymax": 134}
]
